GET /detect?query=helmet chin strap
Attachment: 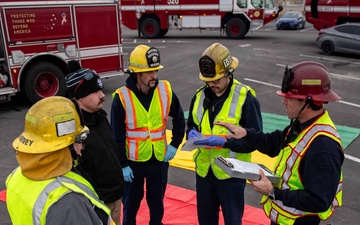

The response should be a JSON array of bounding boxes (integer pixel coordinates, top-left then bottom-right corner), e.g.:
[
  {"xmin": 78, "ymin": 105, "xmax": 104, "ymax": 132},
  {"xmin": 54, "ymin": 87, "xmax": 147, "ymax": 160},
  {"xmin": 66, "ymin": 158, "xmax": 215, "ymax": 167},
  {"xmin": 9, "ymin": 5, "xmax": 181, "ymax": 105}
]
[
  {"xmin": 280, "ymin": 97, "xmax": 311, "ymax": 149},
  {"xmin": 294, "ymin": 97, "xmax": 311, "ymax": 122}
]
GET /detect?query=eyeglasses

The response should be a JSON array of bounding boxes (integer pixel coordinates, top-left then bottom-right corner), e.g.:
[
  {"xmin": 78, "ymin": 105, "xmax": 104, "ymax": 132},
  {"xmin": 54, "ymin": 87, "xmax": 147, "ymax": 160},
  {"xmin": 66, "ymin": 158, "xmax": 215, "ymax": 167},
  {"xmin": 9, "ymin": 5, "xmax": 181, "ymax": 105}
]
[
  {"xmin": 73, "ymin": 71, "xmax": 95, "ymax": 94},
  {"xmin": 205, "ymin": 77, "xmax": 222, "ymax": 84}
]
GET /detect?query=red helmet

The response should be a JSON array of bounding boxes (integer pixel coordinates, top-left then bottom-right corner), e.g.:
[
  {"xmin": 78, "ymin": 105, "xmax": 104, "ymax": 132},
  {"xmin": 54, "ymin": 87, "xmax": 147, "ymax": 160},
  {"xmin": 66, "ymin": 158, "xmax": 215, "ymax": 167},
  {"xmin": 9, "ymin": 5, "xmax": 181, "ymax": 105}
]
[{"xmin": 276, "ymin": 61, "xmax": 340, "ymax": 102}]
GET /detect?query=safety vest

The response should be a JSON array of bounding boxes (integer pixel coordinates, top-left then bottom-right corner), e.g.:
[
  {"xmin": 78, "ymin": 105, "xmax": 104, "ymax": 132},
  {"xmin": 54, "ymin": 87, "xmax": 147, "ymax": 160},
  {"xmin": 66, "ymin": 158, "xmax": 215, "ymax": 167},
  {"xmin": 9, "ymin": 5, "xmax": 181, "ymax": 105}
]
[
  {"xmin": 114, "ymin": 80, "xmax": 172, "ymax": 161},
  {"xmin": 192, "ymin": 79, "xmax": 255, "ymax": 179},
  {"xmin": 261, "ymin": 111, "xmax": 343, "ymax": 225},
  {"xmin": 6, "ymin": 167, "xmax": 114, "ymax": 225}
]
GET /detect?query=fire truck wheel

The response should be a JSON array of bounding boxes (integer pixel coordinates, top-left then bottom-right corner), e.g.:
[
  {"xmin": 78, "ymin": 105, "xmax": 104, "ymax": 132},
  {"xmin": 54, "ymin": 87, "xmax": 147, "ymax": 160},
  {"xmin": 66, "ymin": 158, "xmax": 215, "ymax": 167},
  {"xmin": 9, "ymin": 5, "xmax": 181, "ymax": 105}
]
[
  {"xmin": 225, "ymin": 18, "xmax": 246, "ymax": 39},
  {"xmin": 140, "ymin": 18, "xmax": 161, "ymax": 39},
  {"xmin": 321, "ymin": 41, "xmax": 334, "ymax": 55},
  {"xmin": 22, "ymin": 62, "xmax": 66, "ymax": 104}
]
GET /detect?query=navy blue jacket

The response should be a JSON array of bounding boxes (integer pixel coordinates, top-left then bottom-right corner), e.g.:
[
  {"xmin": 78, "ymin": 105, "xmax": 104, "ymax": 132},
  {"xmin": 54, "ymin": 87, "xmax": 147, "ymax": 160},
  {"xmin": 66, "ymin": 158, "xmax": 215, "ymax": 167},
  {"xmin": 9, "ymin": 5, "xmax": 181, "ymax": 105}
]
[
  {"xmin": 111, "ymin": 76, "xmax": 185, "ymax": 168},
  {"xmin": 241, "ymin": 112, "xmax": 344, "ymax": 224},
  {"xmin": 186, "ymin": 78, "xmax": 263, "ymax": 152}
]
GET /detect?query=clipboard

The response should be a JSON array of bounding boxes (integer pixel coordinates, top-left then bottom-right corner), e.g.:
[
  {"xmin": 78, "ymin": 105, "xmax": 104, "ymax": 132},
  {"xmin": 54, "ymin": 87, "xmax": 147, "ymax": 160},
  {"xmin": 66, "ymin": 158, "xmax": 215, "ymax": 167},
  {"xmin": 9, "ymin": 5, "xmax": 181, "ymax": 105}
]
[{"xmin": 214, "ymin": 156, "xmax": 280, "ymax": 185}]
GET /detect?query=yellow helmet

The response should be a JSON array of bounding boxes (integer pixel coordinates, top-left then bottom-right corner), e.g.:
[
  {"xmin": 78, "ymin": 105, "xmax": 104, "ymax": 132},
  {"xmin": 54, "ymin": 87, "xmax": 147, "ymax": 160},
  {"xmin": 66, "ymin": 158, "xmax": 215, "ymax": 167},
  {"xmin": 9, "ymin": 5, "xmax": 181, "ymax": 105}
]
[
  {"xmin": 13, "ymin": 96, "xmax": 89, "ymax": 154},
  {"xmin": 127, "ymin": 45, "xmax": 164, "ymax": 73},
  {"xmin": 199, "ymin": 43, "xmax": 239, "ymax": 82}
]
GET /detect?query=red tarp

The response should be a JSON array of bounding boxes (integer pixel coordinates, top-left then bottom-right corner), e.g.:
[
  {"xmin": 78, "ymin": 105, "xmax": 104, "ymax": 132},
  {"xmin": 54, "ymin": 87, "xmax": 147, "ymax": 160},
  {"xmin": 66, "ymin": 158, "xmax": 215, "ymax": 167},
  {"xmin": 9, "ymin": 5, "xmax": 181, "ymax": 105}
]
[
  {"xmin": 0, "ymin": 190, "xmax": 5, "ymax": 202},
  {"xmin": 0, "ymin": 185, "xmax": 270, "ymax": 225}
]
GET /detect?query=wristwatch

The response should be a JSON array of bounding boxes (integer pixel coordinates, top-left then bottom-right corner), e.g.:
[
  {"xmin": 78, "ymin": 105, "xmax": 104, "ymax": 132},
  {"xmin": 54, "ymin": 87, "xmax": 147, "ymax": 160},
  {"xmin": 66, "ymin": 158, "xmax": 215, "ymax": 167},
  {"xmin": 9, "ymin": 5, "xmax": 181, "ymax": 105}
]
[{"xmin": 267, "ymin": 187, "xmax": 275, "ymax": 200}]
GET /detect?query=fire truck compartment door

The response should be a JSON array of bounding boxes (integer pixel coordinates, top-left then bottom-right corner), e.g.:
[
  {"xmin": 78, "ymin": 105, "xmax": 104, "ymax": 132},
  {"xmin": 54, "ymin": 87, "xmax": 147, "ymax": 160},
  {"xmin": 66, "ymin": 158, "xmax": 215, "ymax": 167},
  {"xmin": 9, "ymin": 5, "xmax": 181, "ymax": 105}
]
[
  {"xmin": 219, "ymin": 0, "xmax": 232, "ymax": 11},
  {"xmin": 182, "ymin": 16, "xmax": 221, "ymax": 28},
  {"xmin": 5, "ymin": 7, "xmax": 72, "ymax": 43}
]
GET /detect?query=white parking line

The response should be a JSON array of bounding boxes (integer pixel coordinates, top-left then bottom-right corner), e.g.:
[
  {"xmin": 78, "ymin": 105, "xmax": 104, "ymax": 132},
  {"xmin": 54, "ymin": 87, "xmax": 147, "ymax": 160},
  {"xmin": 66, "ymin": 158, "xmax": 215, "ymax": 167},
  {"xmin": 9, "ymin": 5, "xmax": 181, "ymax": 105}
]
[
  {"xmin": 299, "ymin": 54, "xmax": 360, "ymax": 65},
  {"xmin": 299, "ymin": 27, "xmax": 314, "ymax": 32},
  {"xmin": 345, "ymin": 154, "xmax": 360, "ymax": 163},
  {"xmin": 246, "ymin": 74, "xmax": 360, "ymax": 108},
  {"xmin": 264, "ymin": 27, "xmax": 277, "ymax": 31},
  {"xmin": 238, "ymin": 44, "xmax": 252, "ymax": 47},
  {"xmin": 126, "ymin": 40, "xmax": 193, "ymax": 44},
  {"xmin": 276, "ymin": 63, "xmax": 360, "ymax": 81},
  {"xmin": 244, "ymin": 78, "xmax": 280, "ymax": 88}
]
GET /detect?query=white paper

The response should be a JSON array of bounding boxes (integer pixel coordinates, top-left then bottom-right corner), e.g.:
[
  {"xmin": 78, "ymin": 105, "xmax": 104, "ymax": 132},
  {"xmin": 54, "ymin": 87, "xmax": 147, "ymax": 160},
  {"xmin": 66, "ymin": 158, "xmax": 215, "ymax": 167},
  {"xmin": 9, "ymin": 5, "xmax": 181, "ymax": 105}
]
[
  {"xmin": 181, "ymin": 136, "xmax": 213, "ymax": 151},
  {"xmin": 225, "ymin": 158, "xmax": 274, "ymax": 176}
]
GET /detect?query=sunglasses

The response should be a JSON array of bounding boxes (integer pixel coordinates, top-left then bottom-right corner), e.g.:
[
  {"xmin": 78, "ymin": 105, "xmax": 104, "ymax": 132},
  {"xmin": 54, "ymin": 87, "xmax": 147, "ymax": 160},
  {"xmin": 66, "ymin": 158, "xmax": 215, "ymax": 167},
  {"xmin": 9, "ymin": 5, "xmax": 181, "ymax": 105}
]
[{"xmin": 73, "ymin": 71, "xmax": 96, "ymax": 94}]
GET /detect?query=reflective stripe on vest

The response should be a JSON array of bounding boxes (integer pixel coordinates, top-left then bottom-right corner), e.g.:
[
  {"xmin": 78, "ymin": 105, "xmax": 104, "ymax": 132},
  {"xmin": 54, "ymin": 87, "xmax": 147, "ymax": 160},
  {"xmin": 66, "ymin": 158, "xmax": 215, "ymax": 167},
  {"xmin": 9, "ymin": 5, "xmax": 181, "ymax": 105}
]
[
  {"xmin": 116, "ymin": 80, "xmax": 171, "ymax": 161},
  {"xmin": 262, "ymin": 111, "xmax": 343, "ymax": 224},
  {"xmin": 281, "ymin": 124, "xmax": 340, "ymax": 189},
  {"xmin": 195, "ymin": 88, "xmax": 241, "ymax": 124},
  {"xmin": 6, "ymin": 168, "xmax": 113, "ymax": 225},
  {"xmin": 192, "ymin": 79, "xmax": 254, "ymax": 179}
]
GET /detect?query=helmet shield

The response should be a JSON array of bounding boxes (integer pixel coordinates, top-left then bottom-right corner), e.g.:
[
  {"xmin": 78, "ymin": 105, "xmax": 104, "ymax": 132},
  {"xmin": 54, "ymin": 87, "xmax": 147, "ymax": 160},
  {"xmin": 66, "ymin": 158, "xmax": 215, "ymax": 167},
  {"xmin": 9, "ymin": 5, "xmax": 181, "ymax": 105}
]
[
  {"xmin": 199, "ymin": 55, "xmax": 216, "ymax": 78},
  {"xmin": 276, "ymin": 61, "xmax": 340, "ymax": 102},
  {"xmin": 199, "ymin": 43, "xmax": 239, "ymax": 82},
  {"xmin": 280, "ymin": 65, "xmax": 294, "ymax": 93},
  {"xmin": 146, "ymin": 47, "xmax": 161, "ymax": 68},
  {"xmin": 128, "ymin": 45, "xmax": 164, "ymax": 73}
]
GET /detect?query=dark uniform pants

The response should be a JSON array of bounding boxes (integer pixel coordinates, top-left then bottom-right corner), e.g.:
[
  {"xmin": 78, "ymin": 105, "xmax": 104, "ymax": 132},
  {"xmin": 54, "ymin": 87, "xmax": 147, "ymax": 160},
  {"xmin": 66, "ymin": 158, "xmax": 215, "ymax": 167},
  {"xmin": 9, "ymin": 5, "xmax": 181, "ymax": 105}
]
[
  {"xmin": 122, "ymin": 160, "xmax": 168, "ymax": 225},
  {"xmin": 196, "ymin": 169, "xmax": 246, "ymax": 225}
]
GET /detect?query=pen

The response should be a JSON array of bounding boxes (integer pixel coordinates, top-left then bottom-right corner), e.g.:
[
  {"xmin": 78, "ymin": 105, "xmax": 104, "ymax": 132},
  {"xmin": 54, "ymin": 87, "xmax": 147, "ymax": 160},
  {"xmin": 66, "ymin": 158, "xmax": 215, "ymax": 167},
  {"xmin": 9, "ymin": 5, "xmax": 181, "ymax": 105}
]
[
  {"xmin": 215, "ymin": 121, "xmax": 235, "ymax": 135},
  {"xmin": 225, "ymin": 127, "xmax": 235, "ymax": 135}
]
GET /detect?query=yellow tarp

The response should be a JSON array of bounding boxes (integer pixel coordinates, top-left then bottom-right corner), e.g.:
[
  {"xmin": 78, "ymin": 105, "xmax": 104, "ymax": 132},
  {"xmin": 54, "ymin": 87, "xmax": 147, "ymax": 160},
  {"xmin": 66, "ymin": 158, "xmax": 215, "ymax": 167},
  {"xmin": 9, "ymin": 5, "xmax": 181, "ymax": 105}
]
[{"xmin": 167, "ymin": 130, "xmax": 277, "ymax": 171}]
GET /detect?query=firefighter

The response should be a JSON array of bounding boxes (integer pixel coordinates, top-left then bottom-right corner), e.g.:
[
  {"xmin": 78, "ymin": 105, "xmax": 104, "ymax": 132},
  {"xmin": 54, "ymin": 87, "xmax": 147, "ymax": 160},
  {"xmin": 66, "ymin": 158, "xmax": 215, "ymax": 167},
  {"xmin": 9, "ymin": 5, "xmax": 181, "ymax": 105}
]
[
  {"xmin": 65, "ymin": 61, "xmax": 124, "ymax": 225},
  {"xmin": 203, "ymin": 61, "xmax": 344, "ymax": 225},
  {"xmin": 186, "ymin": 43, "xmax": 263, "ymax": 225},
  {"xmin": 111, "ymin": 45, "xmax": 185, "ymax": 225},
  {"xmin": 6, "ymin": 96, "xmax": 115, "ymax": 225}
]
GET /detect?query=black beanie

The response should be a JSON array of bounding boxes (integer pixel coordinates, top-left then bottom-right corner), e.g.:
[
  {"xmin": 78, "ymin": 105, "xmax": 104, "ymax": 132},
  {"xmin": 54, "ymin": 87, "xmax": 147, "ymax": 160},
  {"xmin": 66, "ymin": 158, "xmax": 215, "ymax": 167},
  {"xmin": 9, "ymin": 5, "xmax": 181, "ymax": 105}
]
[
  {"xmin": 68, "ymin": 60, "xmax": 81, "ymax": 73},
  {"xmin": 65, "ymin": 68, "xmax": 104, "ymax": 99}
]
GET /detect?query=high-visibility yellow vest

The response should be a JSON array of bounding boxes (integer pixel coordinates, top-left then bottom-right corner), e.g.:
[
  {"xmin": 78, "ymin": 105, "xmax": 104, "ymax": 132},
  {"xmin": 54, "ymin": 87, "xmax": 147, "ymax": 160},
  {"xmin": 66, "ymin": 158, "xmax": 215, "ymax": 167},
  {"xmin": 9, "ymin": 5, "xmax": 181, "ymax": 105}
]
[
  {"xmin": 114, "ymin": 80, "xmax": 172, "ymax": 161},
  {"xmin": 261, "ymin": 111, "xmax": 343, "ymax": 224},
  {"xmin": 192, "ymin": 79, "xmax": 255, "ymax": 179},
  {"xmin": 6, "ymin": 167, "xmax": 114, "ymax": 225}
]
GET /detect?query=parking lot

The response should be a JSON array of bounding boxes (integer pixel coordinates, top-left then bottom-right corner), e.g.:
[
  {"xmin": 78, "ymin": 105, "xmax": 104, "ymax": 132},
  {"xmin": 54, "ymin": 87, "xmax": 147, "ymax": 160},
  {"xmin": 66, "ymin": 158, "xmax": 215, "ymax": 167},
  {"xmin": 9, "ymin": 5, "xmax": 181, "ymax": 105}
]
[{"xmin": 1, "ymin": 21, "xmax": 359, "ymax": 224}]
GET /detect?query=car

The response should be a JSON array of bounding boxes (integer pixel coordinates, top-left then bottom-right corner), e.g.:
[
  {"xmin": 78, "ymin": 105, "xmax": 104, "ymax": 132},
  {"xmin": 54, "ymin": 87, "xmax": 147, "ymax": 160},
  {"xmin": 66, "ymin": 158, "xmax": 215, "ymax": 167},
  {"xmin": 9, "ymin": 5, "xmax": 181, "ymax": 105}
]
[
  {"xmin": 315, "ymin": 23, "xmax": 360, "ymax": 55},
  {"xmin": 276, "ymin": 12, "xmax": 306, "ymax": 30}
]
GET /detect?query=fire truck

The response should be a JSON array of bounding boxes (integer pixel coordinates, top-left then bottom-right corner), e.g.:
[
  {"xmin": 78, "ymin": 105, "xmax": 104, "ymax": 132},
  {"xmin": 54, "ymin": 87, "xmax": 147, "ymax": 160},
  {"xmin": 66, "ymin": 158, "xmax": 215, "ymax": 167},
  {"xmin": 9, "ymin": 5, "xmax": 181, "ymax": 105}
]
[
  {"xmin": 120, "ymin": 0, "xmax": 283, "ymax": 39},
  {"xmin": 0, "ymin": 0, "xmax": 124, "ymax": 103},
  {"xmin": 304, "ymin": 0, "xmax": 360, "ymax": 30}
]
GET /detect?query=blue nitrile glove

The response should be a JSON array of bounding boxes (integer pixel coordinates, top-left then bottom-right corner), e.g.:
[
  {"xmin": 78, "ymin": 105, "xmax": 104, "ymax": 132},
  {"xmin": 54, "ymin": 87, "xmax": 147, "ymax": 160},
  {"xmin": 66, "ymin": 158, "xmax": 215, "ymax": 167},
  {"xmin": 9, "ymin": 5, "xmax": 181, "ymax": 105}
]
[
  {"xmin": 164, "ymin": 145, "xmax": 177, "ymax": 162},
  {"xmin": 188, "ymin": 129, "xmax": 202, "ymax": 139},
  {"xmin": 193, "ymin": 136, "xmax": 226, "ymax": 147},
  {"xmin": 122, "ymin": 166, "xmax": 134, "ymax": 182}
]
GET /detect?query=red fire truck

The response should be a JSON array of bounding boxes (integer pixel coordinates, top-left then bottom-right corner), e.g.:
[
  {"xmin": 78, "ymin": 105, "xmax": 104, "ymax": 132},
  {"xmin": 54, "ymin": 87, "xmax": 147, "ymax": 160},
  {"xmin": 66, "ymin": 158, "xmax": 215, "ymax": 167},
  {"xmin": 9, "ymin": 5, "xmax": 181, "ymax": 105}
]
[
  {"xmin": 0, "ymin": 0, "xmax": 124, "ymax": 103},
  {"xmin": 120, "ymin": 0, "xmax": 283, "ymax": 39},
  {"xmin": 304, "ymin": 0, "xmax": 360, "ymax": 30}
]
